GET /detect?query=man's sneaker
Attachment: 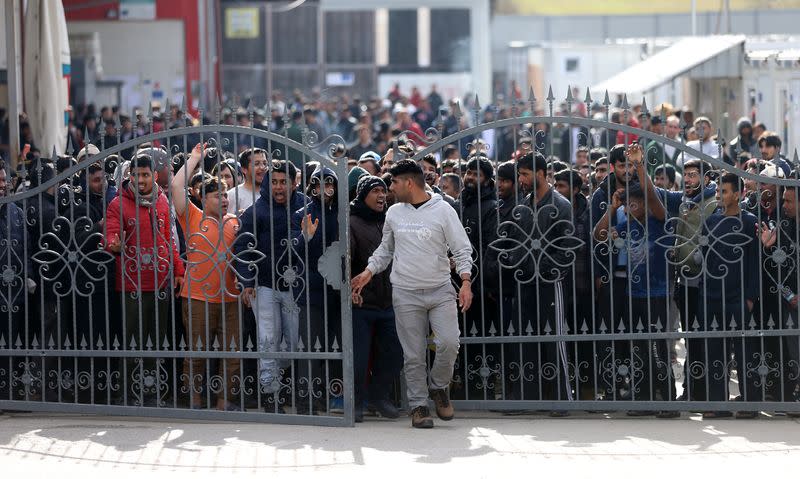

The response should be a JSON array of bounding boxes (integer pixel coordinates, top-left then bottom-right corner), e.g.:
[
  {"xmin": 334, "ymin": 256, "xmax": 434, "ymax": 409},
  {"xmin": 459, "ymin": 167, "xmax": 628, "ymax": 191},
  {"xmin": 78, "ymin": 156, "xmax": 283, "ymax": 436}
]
[
  {"xmin": 410, "ymin": 406, "xmax": 434, "ymax": 429},
  {"xmin": 735, "ymin": 410, "xmax": 758, "ymax": 419},
  {"xmin": 369, "ymin": 399, "xmax": 400, "ymax": 419},
  {"xmin": 656, "ymin": 410, "xmax": 680, "ymax": 419},
  {"xmin": 429, "ymin": 388, "xmax": 454, "ymax": 421}
]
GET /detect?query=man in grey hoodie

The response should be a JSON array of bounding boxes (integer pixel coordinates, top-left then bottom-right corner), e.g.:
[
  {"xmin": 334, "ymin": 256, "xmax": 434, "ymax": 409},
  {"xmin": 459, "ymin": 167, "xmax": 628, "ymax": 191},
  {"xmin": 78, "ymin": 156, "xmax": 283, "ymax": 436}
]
[{"xmin": 351, "ymin": 160, "xmax": 473, "ymax": 429}]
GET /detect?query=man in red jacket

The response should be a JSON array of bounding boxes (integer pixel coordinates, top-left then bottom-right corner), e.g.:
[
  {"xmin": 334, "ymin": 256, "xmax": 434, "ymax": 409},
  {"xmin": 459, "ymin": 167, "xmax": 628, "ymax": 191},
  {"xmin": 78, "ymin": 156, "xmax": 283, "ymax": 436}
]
[{"xmin": 105, "ymin": 153, "xmax": 185, "ymax": 406}]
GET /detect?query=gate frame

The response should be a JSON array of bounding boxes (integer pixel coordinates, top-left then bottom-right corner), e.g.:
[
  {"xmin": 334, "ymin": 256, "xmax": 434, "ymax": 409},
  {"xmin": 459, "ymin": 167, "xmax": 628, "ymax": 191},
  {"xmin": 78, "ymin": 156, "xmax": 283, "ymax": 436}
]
[{"xmin": 0, "ymin": 124, "xmax": 356, "ymax": 426}]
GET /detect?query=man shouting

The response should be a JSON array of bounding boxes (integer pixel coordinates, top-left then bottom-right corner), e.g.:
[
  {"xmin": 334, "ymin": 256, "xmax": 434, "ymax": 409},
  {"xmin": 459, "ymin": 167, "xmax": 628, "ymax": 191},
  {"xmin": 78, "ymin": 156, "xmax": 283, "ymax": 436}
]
[{"xmin": 352, "ymin": 160, "xmax": 473, "ymax": 429}]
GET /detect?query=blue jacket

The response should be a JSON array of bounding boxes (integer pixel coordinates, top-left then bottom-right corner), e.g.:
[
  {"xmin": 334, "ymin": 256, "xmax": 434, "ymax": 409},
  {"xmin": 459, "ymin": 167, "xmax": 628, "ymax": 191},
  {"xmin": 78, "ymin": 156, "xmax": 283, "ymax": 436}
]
[
  {"xmin": 291, "ymin": 167, "xmax": 339, "ymax": 307},
  {"xmin": 233, "ymin": 179, "xmax": 308, "ymax": 291}
]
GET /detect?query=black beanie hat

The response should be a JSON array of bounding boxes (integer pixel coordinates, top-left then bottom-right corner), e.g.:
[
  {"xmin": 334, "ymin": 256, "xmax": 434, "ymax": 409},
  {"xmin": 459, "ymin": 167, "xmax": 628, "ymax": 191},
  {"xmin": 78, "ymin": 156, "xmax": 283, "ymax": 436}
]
[
  {"xmin": 355, "ymin": 175, "xmax": 386, "ymax": 202},
  {"xmin": 466, "ymin": 155, "xmax": 494, "ymax": 180},
  {"xmin": 497, "ymin": 160, "xmax": 516, "ymax": 182}
]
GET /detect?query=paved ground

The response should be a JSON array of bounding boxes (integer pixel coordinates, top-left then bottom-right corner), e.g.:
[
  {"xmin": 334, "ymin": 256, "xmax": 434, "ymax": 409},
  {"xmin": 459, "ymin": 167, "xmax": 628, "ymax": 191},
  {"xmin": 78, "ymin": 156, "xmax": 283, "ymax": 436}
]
[{"xmin": 2, "ymin": 410, "xmax": 799, "ymax": 478}]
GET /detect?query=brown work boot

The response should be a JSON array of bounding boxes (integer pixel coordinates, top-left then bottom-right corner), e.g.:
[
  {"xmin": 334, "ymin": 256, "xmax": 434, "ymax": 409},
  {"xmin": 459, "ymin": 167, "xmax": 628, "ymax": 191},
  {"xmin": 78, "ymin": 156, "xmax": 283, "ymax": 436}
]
[
  {"xmin": 410, "ymin": 406, "xmax": 434, "ymax": 429},
  {"xmin": 429, "ymin": 388, "xmax": 454, "ymax": 421}
]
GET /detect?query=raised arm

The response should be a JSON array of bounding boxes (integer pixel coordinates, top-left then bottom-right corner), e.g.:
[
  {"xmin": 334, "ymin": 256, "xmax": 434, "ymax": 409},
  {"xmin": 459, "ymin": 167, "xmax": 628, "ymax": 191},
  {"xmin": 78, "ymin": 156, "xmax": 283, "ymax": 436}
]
[
  {"xmin": 171, "ymin": 143, "xmax": 204, "ymax": 217},
  {"xmin": 628, "ymin": 142, "xmax": 666, "ymax": 221}
]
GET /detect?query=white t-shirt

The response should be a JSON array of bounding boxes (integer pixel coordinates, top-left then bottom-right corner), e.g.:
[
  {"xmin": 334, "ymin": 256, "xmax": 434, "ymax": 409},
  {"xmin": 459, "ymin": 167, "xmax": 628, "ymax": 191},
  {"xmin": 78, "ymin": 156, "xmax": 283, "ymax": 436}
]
[
  {"xmin": 231, "ymin": 183, "xmax": 260, "ymax": 215},
  {"xmin": 679, "ymin": 139, "xmax": 719, "ymax": 165}
]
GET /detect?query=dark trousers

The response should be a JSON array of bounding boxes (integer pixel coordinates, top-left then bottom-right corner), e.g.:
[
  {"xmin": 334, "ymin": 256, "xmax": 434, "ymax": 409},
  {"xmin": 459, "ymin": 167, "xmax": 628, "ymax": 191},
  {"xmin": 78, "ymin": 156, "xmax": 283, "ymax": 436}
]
[
  {"xmin": 123, "ymin": 291, "xmax": 172, "ymax": 406},
  {"xmin": 676, "ymin": 283, "xmax": 705, "ymax": 400},
  {"xmin": 629, "ymin": 297, "xmax": 673, "ymax": 401},
  {"xmin": 352, "ymin": 307, "xmax": 403, "ymax": 406},
  {"xmin": 702, "ymin": 304, "xmax": 763, "ymax": 402},
  {"xmin": 297, "ymin": 293, "xmax": 341, "ymax": 413},
  {"xmin": 782, "ymin": 307, "xmax": 800, "ymax": 401},
  {"xmin": 596, "ymin": 277, "xmax": 629, "ymax": 398},
  {"xmin": 514, "ymin": 281, "xmax": 572, "ymax": 401}
]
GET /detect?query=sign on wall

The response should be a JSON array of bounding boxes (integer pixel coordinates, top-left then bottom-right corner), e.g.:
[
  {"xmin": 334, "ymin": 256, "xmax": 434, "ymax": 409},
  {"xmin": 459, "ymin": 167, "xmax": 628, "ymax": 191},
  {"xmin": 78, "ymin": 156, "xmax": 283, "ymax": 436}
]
[{"xmin": 226, "ymin": 8, "xmax": 259, "ymax": 39}]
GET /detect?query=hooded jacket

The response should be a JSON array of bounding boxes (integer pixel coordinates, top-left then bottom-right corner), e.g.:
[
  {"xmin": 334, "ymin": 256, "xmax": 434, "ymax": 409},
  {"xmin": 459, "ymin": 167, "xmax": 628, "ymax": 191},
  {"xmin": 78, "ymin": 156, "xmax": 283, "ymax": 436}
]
[
  {"xmin": 0, "ymin": 202, "xmax": 33, "ymax": 308},
  {"xmin": 232, "ymin": 176, "xmax": 308, "ymax": 291},
  {"xmin": 350, "ymin": 192, "xmax": 392, "ymax": 311},
  {"xmin": 104, "ymin": 181, "xmax": 185, "ymax": 292},
  {"xmin": 367, "ymin": 193, "xmax": 472, "ymax": 290},
  {"xmin": 292, "ymin": 167, "xmax": 340, "ymax": 307},
  {"xmin": 662, "ymin": 183, "xmax": 718, "ymax": 283},
  {"xmin": 728, "ymin": 117, "xmax": 759, "ymax": 158}
]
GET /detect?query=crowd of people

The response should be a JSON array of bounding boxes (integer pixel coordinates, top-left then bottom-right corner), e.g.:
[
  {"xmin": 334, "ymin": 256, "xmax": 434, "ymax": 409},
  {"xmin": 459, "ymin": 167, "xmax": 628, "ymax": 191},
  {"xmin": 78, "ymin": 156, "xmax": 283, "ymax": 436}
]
[{"xmin": 0, "ymin": 84, "xmax": 799, "ymax": 425}]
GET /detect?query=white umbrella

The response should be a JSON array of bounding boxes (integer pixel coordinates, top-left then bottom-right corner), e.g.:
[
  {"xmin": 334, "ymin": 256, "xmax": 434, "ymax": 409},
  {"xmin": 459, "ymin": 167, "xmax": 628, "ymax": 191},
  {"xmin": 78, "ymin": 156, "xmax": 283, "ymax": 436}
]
[{"xmin": 23, "ymin": 0, "xmax": 71, "ymax": 156}]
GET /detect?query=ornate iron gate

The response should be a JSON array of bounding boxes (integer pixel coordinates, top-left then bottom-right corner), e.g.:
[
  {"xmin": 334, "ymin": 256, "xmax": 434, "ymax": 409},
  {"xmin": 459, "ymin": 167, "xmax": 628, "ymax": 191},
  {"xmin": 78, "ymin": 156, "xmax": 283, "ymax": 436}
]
[
  {"xmin": 405, "ymin": 89, "xmax": 800, "ymax": 414},
  {"xmin": 0, "ymin": 118, "xmax": 354, "ymax": 426}
]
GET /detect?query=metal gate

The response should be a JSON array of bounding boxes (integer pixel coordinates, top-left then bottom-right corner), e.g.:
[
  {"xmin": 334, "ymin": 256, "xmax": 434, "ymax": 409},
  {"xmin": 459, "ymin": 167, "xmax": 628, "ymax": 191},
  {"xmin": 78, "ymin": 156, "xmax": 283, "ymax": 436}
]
[
  {"xmin": 405, "ymin": 88, "xmax": 800, "ymax": 414},
  {"xmin": 0, "ymin": 115, "xmax": 354, "ymax": 425}
]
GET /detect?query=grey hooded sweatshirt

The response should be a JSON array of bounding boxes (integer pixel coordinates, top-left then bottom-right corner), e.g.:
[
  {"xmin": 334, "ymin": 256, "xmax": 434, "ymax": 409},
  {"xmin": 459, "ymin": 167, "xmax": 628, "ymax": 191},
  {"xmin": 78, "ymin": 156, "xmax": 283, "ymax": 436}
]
[{"xmin": 367, "ymin": 193, "xmax": 473, "ymax": 290}]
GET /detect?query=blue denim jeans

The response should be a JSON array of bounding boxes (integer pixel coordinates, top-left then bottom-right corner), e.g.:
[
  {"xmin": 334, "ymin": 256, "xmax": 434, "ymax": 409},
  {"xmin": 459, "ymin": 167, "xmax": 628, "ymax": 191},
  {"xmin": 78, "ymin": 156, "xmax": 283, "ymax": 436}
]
[{"xmin": 255, "ymin": 287, "xmax": 299, "ymax": 389}]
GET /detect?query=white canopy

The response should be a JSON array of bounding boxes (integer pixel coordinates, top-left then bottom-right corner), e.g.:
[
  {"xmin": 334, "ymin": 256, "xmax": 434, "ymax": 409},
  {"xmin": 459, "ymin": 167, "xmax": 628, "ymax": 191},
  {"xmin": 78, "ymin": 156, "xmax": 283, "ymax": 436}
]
[
  {"xmin": 592, "ymin": 35, "xmax": 746, "ymax": 96},
  {"xmin": 23, "ymin": 0, "xmax": 71, "ymax": 156}
]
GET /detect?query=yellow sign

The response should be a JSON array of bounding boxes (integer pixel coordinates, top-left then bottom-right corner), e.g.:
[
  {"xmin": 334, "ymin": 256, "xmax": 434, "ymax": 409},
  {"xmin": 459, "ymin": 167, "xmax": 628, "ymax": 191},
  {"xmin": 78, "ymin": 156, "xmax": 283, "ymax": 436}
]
[
  {"xmin": 495, "ymin": 0, "xmax": 800, "ymax": 16},
  {"xmin": 225, "ymin": 8, "xmax": 259, "ymax": 39}
]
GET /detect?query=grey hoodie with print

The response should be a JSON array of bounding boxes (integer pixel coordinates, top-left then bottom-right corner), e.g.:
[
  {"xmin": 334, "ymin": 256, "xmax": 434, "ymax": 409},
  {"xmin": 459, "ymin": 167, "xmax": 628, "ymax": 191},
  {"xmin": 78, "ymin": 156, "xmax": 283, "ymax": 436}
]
[{"xmin": 366, "ymin": 193, "xmax": 473, "ymax": 290}]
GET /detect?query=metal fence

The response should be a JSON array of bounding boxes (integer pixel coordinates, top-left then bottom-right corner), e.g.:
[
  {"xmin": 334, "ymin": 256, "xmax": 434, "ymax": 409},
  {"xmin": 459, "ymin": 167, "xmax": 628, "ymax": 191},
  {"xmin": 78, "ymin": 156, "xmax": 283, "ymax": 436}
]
[
  {"xmin": 0, "ymin": 117, "xmax": 354, "ymax": 425},
  {"xmin": 2, "ymin": 87, "xmax": 800, "ymax": 425},
  {"xmin": 404, "ymin": 89, "xmax": 800, "ymax": 415}
]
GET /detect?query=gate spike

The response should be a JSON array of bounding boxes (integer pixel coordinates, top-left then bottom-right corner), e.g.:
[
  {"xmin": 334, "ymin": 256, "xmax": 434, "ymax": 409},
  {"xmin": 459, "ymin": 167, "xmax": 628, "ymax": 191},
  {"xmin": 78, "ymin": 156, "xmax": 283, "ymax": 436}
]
[
  {"xmin": 584, "ymin": 87, "xmax": 592, "ymax": 105},
  {"xmin": 0, "ymin": 334, "xmax": 6, "ymax": 349},
  {"xmin": 748, "ymin": 318, "xmax": 757, "ymax": 330},
  {"xmin": 162, "ymin": 336, "xmax": 171, "ymax": 349},
  {"xmin": 546, "ymin": 85, "xmax": 556, "ymax": 103},
  {"xmin": 766, "ymin": 316, "xmax": 776, "ymax": 330},
  {"xmin": 507, "ymin": 322, "xmax": 516, "ymax": 335},
  {"xmin": 528, "ymin": 85, "xmax": 536, "ymax": 105},
  {"xmin": 245, "ymin": 336, "xmax": 254, "ymax": 351},
  {"xmin": 144, "ymin": 335, "xmax": 153, "ymax": 351},
  {"xmin": 793, "ymin": 149, "xmax": 799, "ymax": 165},
  {"xmin": 641, "ymin": 97, "xmax": 649, "ymax": 116},
  {"xmin": 80, "ymin": 335, "xmax": 88, "ymax": 350},
  {"xmin": 14, "ymin": 335, "xmax": 22, "ymax": 349},
  {"xmin": 212, "ymin": 336, "xmax": 220, "ymax": 351},
  {"xmin": 602, "ymin": 90, "xmax": 612, "ymax": 107},
  {"xmin": 691, "ymin": 318, "xmax": 700, "ymax": 331},
  {"xmin": 83, "ymin": 125, "xmax": 91, "ymax": 146},
  {"xmin": 297, "ymin": 336, "xmax": 305, "ymax": 352},
  {"xmin": 565, "ymin": 86, "xmax": 574, "ymax": 103},
  {"xmin": 279, "ymin": 337, "xmax": 288, "ymax": 352},
  {"xmin": 729, "ymin": 317, "xmax": 738, "ymax": 330},
  {"xmin": 564, "ymin": 322, "xmax": 570, "ymax": 333},
  {"xmin": 473, "ymin": 94, "xmax": 481, "ymax": 112},
  {"xmin": 654, "ymin": 318, "xmax": 663, "ymax": 332},
  {"xmin": 178, "ymin": 335, "xmax": 187, "ymax": 350},
  {"xmin": 31, "ymin": 335, "xmax": 39, "ymax": 349},
  {"xmin": 229, "ymin": 337, "xmax": 237, "ymax": 351},
  {"xmin": 599, "ymin": 319, "xmax": 608, "ymax": 334},
  {"xmin": 63, "ymin": 335, "xmax": 72, "ymax": 349},
  {"xmin": 543, "ymin": 321, "xmax": 552, "ymax": 335},
  {"xmin": 164, "ymin": 98, "xmax": 172, "ymax": 122},
  {"xmin": 580, "ymin": 320, "xmax": 589, "ymax": 334},
  {"xmin": 96, "ymin": 335, "xmax": 104, "ymax": 349},
  {"xmin": 710, "ymin": 318, "xmax": 719, "ymax": 331},
  {"xmin": 66, "ymin": 132, "xmax": 75, "ymax": 156},
  {"xmin": 180, "ymin": 95, "xmax": 187, "ymax": 116},
  {"xmin": 488, "ymin": 322, "xmax": 497, "ymax": 337},
  {"xmin": 469, "ymin": 323, "xmax": 478, "ymax": 337},
  {"xmin": 331, "ymin": 336, "xmax": 340, "ymax": 352},
  {"xmin": 525, "ymin": 321, "xmax": 534, "ymax": 336},
  {"xmin": 621, "ymin": 94, "xmax": 630, "ymax": 111},
  {"xmin": 50, "ymin": 145, "xmax": 59, "ymax": 163},
  {"xmin": 112, "ymin": 335, "xmax": 120, "ymax": 350},
  {"xmin": 195, "ymin": 336, "xmax": 203, "ymax": 350},
  {"xmin": 617, "ymin": 320, "xmax": 626, "ymax": 333},
  {"xmin": 313, "ymin": 336, "xmax": 322, "ymax": 352},
  {"xmin": 787, "ymin": 316, "xmax": 795, "ymax": 328},
  {"xmin": 635, "ymin": 320, "xmax": 644, "ymax": 333}
]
